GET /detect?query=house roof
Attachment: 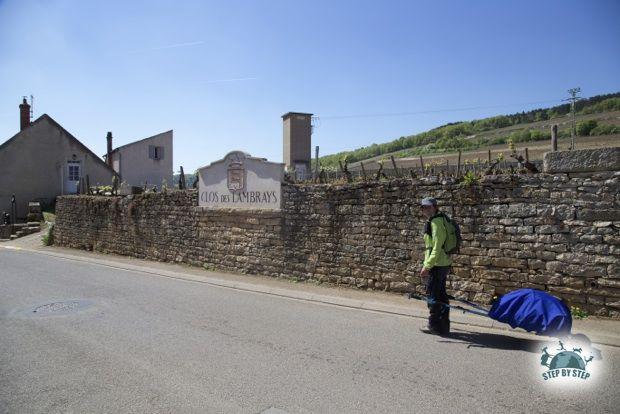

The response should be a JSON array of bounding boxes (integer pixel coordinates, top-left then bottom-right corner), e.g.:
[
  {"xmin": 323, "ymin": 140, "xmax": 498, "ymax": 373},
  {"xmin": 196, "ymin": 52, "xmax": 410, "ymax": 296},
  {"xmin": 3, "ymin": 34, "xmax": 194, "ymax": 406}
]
[
  {"xmin": 281, "ymin": 112, "xmax": 313, "ymax": 119},
  {"xmin": 0, "ymin": 114, "xmax": 116, "ymax": 175},
  {"xmin": 109, "ymin": 129, "xmax": 173, "ymax": 154}
]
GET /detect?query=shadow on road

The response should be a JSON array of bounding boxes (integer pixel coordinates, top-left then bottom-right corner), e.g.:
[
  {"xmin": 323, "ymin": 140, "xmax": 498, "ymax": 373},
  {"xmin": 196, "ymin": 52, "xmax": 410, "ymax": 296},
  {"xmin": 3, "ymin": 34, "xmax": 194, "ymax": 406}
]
[{"xmin": 437, "ymin": 328, "xmax": 546, "ymax": 353}]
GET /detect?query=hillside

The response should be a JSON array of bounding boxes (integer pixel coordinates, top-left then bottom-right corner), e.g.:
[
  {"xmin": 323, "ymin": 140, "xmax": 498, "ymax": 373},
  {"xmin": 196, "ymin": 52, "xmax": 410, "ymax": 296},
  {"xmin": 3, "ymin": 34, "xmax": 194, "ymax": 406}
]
[{"xmin": 318, "ymin": 93, "xmax": 620, "ymax": 170}]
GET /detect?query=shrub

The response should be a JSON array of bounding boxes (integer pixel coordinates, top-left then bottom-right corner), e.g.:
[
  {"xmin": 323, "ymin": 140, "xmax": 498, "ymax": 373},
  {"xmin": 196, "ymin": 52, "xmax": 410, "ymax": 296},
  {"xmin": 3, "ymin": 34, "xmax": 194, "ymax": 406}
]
[
  {"xmin": 530, "ymin": 130, "xmax": 551, "ymax": 141},
  {"xmin": 42, "ymin": 224, "xmax": 54, "ymax": 246},
  {"xmin": 462, "ymin": 171, "xmax": 479, "ymax": 186},
  {"xmin": 589, "ymin": 124, "xmax": 620, "ymax": 136},
  {"xmin": 570, "ymin": 305, "xmax": 588, "ymax": 319},
  {"xmin": 576, "ymin": 120, "xmax": 598, "ymax": 136}
]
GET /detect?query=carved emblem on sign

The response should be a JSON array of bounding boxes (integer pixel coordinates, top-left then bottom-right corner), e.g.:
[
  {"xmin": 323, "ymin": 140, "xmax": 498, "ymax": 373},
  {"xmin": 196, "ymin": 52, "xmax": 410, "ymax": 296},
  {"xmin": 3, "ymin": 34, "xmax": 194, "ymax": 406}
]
[
  {"xmin": 227, "ymin": 160, "xmax": 245, "ymax": 191},
  {"xmin": 198, "ymin": 150, "xmax": 284, "ymax": 210}
]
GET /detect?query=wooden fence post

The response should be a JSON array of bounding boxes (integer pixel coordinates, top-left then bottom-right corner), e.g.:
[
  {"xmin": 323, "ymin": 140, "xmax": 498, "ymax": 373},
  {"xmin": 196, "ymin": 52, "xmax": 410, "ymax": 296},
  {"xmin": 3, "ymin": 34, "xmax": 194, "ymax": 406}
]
[
  {"xmin": 551, "ymin": 125, "xmax": 558, "ymax": 152},
  {"xmin": 360, "ymin": 162, "xmax": 368, "ymax": 182},
  {"xmin": 390, "ymin": 155, "xmax": 400, "ymax": 177}
]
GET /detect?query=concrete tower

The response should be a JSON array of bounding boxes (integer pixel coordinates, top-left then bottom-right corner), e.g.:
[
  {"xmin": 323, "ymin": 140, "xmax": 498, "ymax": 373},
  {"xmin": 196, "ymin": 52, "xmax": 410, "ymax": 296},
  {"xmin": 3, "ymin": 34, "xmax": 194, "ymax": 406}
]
[{"xmin": 282, "ymin": 112, "xmax": 313, "ymax": 174}]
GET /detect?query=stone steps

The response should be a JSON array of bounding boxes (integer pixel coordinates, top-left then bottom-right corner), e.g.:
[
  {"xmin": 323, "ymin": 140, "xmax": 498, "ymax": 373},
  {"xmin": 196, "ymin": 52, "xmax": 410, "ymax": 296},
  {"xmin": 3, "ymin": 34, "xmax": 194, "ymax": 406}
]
[{"xmin": 1, "ymin": 222, "xmax": 42, "ymax": 241}]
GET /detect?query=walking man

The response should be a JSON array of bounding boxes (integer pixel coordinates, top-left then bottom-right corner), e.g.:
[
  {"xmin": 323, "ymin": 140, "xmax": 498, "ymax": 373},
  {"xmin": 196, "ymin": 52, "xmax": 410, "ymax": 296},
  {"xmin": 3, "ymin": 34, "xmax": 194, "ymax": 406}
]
[{"xmin": 419, "ymin": 197, "xmax": 453, "ymax": 336}]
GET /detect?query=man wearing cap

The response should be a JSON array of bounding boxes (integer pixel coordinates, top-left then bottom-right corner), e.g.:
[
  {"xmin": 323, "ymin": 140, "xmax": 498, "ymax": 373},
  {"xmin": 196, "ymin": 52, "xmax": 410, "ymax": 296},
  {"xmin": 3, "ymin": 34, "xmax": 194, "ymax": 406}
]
[{"xmin": 419, "ymin": 197, "xmax": 452, "ymax": 335}]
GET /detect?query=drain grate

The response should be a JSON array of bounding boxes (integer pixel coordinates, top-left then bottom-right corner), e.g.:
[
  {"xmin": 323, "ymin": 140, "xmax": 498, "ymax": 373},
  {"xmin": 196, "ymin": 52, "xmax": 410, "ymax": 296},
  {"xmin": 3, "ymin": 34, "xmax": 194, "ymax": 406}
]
[
  {"xmin": 28, "ymin": 300, "xmax": 92, "ymax": 316},
  {"xmin": 34, "ymin": 301, "xmax": 81, "ymax": 314}
]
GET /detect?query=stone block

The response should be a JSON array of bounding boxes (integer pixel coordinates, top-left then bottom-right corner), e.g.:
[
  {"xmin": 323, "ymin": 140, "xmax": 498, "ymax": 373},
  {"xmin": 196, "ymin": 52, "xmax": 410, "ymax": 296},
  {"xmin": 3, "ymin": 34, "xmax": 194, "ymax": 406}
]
[
  {"xmin": 543, "ymin": 147, "xmax": 620, "ymax": 173},
  {"xmin": 491, "ymin": 257, "xmax": 527, "ymax": 269}
]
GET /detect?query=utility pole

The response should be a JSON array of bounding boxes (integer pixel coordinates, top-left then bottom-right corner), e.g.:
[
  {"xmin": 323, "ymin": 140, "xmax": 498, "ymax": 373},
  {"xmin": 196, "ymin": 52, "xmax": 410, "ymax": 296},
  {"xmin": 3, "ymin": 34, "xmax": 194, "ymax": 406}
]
[{"xmin": 563, "ymin": 87, "xmax": 581, "ymax": 150}]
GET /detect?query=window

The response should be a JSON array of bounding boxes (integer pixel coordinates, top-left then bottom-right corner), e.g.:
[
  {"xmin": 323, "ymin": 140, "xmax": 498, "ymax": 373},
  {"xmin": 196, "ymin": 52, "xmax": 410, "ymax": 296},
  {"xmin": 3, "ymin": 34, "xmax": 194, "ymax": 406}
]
[
  {"xmin": 149, "ymin": 145, "xmax": 164, "ymax": 160},
  {"xmin": 67, "ymin": 161, "xmax": 80, "ymax": 181}
]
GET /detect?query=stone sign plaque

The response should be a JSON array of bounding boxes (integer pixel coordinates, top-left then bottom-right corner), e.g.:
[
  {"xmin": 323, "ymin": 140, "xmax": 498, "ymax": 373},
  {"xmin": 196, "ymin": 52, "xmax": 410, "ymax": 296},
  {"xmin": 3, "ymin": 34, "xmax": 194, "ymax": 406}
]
[{"xmin": 198, "ymin": 151, "xmax": 284, "ymax": 210}]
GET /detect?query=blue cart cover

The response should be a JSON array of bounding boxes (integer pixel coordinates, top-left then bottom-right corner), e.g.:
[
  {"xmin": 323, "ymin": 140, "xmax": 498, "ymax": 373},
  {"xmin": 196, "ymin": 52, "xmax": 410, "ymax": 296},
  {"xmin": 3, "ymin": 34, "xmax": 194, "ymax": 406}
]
[{"xmin": 488, "ymin": 289, "xmax": 572, "ymax": 336}]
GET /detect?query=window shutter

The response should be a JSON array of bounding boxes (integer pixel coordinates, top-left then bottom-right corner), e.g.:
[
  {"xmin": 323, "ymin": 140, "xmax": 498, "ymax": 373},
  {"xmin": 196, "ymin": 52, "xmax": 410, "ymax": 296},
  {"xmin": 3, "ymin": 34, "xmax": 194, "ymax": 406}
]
[
  {"xmin": 158, "ymin": 146, "xmax": 164, "ymax": 160},
  {"xmin": 148, "ymin": 145, "xmax": 155, "ymax": 159}
]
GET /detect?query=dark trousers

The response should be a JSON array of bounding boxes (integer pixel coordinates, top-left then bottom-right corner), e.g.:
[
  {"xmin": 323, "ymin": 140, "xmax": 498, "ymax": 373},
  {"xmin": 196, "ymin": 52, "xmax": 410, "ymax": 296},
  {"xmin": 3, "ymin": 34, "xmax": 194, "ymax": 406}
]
[{"xmin": 425, "ymin": 266, "xmax": 451, "ymax": 333}]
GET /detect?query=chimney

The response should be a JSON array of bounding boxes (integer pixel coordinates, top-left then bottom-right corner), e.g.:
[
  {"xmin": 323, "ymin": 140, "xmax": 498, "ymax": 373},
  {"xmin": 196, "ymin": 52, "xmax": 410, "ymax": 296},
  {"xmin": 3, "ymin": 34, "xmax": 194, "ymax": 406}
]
[
  {"xmin": 282, "ymin": 112, "xmax": 313, "ymax": 173},
  {"xmin": 19, "ymin": 98, "xmax": 31, "ymax": 131},
  {"xmin": 106, "ymin": 132, "xmax": 113, "ymax": 167}
]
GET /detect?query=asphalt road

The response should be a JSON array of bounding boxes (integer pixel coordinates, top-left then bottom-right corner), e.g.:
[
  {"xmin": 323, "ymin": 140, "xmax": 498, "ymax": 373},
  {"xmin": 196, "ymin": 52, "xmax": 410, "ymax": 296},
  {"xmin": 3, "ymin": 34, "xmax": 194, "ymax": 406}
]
[{"xmin": 1, "ymin": 249, "xmax": 618, "ymax": 413}]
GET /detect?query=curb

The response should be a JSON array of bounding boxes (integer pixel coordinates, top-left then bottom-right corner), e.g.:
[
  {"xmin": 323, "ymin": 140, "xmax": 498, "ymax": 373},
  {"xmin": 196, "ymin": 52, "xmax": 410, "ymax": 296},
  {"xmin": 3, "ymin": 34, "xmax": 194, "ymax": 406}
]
[{"xmin": 2, "ymin": 245, "xmax": 619, "ymax": 348}]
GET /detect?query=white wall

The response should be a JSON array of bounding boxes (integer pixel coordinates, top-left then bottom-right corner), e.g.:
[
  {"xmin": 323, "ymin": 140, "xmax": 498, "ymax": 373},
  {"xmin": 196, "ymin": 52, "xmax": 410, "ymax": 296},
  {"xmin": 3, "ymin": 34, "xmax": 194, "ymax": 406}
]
[{"xmin": 111, "ymin": 130, "xmax": 173, "ymax": 189}]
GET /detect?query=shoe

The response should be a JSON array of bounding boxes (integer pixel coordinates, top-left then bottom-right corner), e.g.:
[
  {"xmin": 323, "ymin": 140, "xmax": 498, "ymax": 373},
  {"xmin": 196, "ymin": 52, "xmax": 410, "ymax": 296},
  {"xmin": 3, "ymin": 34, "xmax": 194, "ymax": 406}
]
[
  {"xmin": 419, "ymin": 327, "xmax": 441, "ymax": 335},
  {"xmin": 440, "ymin": 322, "xmax": 450, "ymax": 337}
]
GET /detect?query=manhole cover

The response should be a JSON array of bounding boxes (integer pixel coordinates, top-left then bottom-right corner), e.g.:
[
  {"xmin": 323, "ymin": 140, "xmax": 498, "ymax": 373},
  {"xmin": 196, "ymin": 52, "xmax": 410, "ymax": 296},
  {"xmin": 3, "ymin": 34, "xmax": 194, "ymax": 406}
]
[{"xmin": 27, "ymin": 300, "xmax": 93, "ymax": 316}]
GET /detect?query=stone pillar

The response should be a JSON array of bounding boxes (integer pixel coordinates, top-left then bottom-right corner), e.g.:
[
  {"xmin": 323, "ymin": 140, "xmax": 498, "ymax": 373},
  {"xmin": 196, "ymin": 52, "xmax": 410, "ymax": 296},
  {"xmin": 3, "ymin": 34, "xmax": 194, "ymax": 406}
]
[{"xmin": 551, "ymin": 124, "xmax": 558, "ymax": 152}]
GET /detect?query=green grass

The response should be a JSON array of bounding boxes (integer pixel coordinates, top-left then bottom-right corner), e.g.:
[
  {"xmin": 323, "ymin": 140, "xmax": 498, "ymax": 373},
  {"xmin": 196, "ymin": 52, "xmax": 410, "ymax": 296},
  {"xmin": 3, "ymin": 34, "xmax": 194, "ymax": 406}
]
[
  {"xmin": 42, "ymin": 224, "xmax": 54, "ymax": 246},
  {"xmin": 42, "ymin": 212, "xmax": 56, "ymax": 223},
  {"xmin": 570, "ymin": 305, "xmax": 589, "ymax": 319}
]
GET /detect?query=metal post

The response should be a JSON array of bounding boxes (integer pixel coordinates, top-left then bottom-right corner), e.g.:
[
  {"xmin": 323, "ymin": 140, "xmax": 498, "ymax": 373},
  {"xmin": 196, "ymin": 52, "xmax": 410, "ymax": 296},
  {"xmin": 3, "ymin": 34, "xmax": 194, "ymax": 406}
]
[
  {"xmin": 314, "ymin": 146, "xmax": 320, "ymax": 182},
  {"xmin": 11, "ymin": 194, "xmax": 16, "ymax": 225}
]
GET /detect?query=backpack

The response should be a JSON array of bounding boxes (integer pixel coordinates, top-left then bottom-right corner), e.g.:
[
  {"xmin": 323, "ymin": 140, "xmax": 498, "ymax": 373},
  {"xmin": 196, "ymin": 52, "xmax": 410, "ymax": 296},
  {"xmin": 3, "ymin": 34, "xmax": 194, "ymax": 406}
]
[
  {"xmin": 425, "ymin": 212, "xmax": 461, "ymax": 255},
  {"xmin": 440, "ymin": 213, "xmax": 462, "ymax": 255}
]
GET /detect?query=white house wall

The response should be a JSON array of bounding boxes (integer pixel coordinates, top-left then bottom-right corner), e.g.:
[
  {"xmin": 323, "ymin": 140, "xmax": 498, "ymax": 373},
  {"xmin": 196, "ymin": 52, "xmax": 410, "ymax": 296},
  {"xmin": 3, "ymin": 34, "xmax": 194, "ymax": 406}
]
[
  {"xmin": 113, "ymin": 130, "xmax": 173, "ymax": 189},
  {"xmin": 0, "ymin": 116, "xmax": 114, "ymax": 218}
]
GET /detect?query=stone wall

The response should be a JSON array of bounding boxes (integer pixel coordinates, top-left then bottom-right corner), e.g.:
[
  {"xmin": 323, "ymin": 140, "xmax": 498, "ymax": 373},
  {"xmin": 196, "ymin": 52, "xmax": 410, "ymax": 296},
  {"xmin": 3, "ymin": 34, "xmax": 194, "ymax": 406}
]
[{"xmin": 54, "ymin": 172, "xmax": 620, "ymax": 317}]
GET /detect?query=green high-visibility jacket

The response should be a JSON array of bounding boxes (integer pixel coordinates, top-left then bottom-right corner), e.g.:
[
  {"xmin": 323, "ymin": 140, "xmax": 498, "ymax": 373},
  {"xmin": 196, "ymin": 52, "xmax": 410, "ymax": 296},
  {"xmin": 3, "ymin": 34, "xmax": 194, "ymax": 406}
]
[{"xmin": 423, "ymin": 215, "xmax": 453, "ymax": 269}]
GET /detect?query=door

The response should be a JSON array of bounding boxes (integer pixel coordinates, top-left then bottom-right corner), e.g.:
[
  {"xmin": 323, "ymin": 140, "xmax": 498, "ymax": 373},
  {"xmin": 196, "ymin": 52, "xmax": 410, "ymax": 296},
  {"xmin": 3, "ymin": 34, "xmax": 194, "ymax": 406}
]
[{"xmin": 66, "ymin": 161, "xmax": 81, "ymax": 194}]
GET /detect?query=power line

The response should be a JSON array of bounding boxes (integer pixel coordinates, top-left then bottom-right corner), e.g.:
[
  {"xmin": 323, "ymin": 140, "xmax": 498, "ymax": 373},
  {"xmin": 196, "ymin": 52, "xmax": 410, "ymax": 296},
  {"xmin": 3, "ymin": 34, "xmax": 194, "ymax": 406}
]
[{"xmin": 318, "ymin": 98, "xmax": 563, "ymax": 120}]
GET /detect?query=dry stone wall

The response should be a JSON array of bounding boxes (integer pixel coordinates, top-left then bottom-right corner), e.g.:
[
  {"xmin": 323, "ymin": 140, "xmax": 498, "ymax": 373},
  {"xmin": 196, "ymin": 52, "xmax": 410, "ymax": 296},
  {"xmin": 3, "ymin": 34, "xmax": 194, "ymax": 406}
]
[{"xmin": 54, "ymin": 172, "xmax": 620, "ymax": 317}]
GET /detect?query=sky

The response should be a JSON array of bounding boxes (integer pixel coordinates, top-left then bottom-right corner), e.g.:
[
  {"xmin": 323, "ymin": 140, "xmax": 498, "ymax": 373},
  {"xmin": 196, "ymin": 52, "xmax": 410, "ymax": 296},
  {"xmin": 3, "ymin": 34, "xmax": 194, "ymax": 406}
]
[{"xmin": 1, "ymin": 0, "xmax": 619, "ymax": 172}]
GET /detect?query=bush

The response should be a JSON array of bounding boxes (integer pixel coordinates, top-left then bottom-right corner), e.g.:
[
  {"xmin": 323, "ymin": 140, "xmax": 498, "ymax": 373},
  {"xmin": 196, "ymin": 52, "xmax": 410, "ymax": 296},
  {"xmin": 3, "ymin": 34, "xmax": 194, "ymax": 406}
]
[
  {"xmin": 589, "ymin": 124, "xmax": 620, "ymax": 136},
  {"xmin": 570, "ymin": 305, "xmax": 588, "ymax": 319},
  {"xmin": 530, "ymin": 129, "xmax": 551, "ymax": 141},
  {"xmin": 576, "ymin": 120, "xmax": 598, "ymax": 136},
  {"xmin": 42, "ymin": 224, "xmax": 54, "ymax": 246},
  {"xmin": 462, "ymin": 171, "xmax": 479, "ymax": 187}
]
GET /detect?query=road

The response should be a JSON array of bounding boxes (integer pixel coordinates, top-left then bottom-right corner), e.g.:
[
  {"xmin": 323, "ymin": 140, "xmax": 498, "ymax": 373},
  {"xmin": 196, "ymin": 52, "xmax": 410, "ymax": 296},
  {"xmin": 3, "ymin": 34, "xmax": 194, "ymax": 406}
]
[{"xmin": 1, "ymin": 249, "xmax": 618, "ymax": 413}]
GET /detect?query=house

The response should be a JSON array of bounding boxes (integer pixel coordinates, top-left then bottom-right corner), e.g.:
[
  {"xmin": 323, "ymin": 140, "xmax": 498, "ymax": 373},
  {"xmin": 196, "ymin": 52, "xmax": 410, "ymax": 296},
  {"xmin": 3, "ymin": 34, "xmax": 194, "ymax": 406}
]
[
  {"xmin": 0, "ymin": 99, "xmax": 116, "ymax": 219},
  {"xmin": 104, "ymin": 130, "xmax": 173, "ymax": 189}
]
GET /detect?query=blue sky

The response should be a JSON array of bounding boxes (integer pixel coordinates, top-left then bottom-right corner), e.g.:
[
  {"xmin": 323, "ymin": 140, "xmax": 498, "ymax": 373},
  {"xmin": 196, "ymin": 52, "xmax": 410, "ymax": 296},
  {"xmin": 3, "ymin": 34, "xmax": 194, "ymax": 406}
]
[{"xmin": 1, "ymin": 0, "xmax": 619, "ymax": 172}]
